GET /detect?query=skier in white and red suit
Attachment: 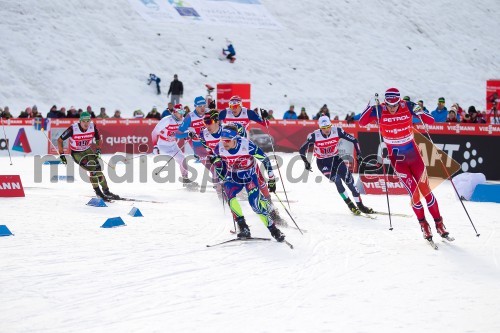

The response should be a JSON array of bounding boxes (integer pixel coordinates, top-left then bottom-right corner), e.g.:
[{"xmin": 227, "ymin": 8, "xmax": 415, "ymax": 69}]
[
  {"xmin": 358, "ymin": 87, "xmax": 451, "ymax": 241},
  {"xmin": 151, "ymin": 104, "xmax": 196, "ymax": 187}
]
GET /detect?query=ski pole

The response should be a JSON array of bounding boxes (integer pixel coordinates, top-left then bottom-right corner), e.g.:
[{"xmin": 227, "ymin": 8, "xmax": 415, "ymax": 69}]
[
  {"xmin": 154, "ymin": 140, "xmax": 188, "ymax": 175},
  {"xmin": 41, "ymin": 127, "xmax": 69, "ymax": 162},
  {"xmin": 374, "ymin": 94, "xmax": 393, "ymax": 231},
  {"xmin": 1, "ymin": 118, "xmax": 13, "ymax": 165},
  {"xmin": 260, "ymin": 109, "xmax": 293, "ymax": 211},
  {"xmin": 273, "ymin": 192, "xmax": 304, "ymax": 235},
  {"xmin": 416, "ymin": 114, "xmax": 480, "ymax": 237}
]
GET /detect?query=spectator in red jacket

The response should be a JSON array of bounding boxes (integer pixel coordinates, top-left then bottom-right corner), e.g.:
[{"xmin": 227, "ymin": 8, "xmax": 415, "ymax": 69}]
[{"xmin": 446, "ymin": 110, "xmax": 459, "ymax": 123}]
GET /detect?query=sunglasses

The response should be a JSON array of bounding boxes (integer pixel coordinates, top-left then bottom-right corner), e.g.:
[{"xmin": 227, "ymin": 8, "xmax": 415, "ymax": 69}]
[
  {"xmin": 320, "ymin": 125, "xmax": 332, "ymax": 130},
  {"xmin": 229, "ymin": 104, "xmax": 240, "ymax": 109},
  {"xmin": 203, "ymin": 118, "xmax": 216, "ymax": 125},
  {"xmin": 221, "ymin": 138, "xmax": 233, "ymax": 143}
]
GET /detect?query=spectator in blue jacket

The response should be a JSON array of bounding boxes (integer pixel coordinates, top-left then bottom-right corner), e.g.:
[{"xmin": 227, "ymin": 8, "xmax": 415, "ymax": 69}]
[
  {"xmin": 283, "ymin": 105, "xmax": 298, "ymax": 120},
  {"xmin": 161, "ymin": 102, "xmax": 174, "ymax": 118},
  {"xmin": 431, "ymin": 97, "xmax": 448, "ymax": 122}
]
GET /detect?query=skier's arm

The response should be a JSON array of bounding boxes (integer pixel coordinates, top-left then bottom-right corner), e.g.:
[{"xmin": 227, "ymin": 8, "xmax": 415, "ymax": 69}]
[
  {"xmin": 58, "ymin": 126, "xmax": 73, "ymax": 153},
  {"xmin": 247, "ymin": 108, "xmax": 268, "ymax": 126},
  {"xmin": 337, "ymin": 127, "xmax": 361, "ymax": 155},
  {"xmin": 199, "ymin": 132, "xmax": 214, "ymax": 154},
  {"xmin": 176, "ymin": 116, "xmax": 191, "ymax": 139},
  {"xmin": 358, "ymin": 103, "xmax": 379, "ymax": 126},
  {"xmin": 211, "ymin": 145, "xmax": 227, "ymax": 180},
  {"xmin": 249, "ymin": 141, "xmax": 274, "ymax": 177},
  {"xmin": 151, "ymin": 118, "xmax": 168, "ymax": 146},
  {"xmin": 235, "ymin": 123, "xmax": 247, "ymax": 138},
  {"xmin": 94, "ymin": 124, "xmax": 102, "ymax": 148},
  {"xmin": 218, "ymin": 109, "xmax": 227, "ymax": 122},
  {"xmin": 298, "ymin": 133, "xmax": 315, "ymax": 163},
  {"xmin": 409, "ymin": 101, "xmax": 435, "ymax": 125}
]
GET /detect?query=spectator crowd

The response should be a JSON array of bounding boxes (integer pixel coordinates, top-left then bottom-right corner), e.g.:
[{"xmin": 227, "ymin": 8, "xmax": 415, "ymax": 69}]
[{"xmin": 1, "ymin": 93, "xmax": 499, "ymax": 125}]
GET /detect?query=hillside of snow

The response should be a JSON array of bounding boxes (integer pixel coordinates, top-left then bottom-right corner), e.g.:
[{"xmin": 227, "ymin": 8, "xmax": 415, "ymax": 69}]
[{"xmin": 1, "ymin": 0, "xmax": 499, "ymax": 117}]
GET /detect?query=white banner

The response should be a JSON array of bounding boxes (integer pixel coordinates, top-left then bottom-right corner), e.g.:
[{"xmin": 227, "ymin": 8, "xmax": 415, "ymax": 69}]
[
  {"xmin": 129, "ymin": 0, "xmax": 282, "ymax": 29},
  {"xmin": 0, "ymin": 124, "xmax": 48, "ymax": 156}
]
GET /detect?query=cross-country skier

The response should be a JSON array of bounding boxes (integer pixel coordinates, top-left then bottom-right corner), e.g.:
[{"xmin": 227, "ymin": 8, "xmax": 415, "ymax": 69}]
[
  {"xmin": 299, "ymin": 116, "xmax": 374, "ymax": 215},
  {"xmin": 177, "ymin": 96, "xmax": 211, "ymax": 170},
  {"xmin": 218, "ymin": 95, "xmax": 267, "ymax": 129},
  {"xmin": 358, "ymin": 87, "xmax": 451, "ymax": 241},
  {"xmin": 210, "ymin": 126, "xmax": 285, "ymax": 242},
  {"xmin": 151, "ymin": 104, "xmax": 197, "ymax": 188},
  {"xmin": 200, "ymin": 110, "xmax": 286, "ymax": 225},
  {"xmin": 57, "ymin": 112, "xmax": 120, "ymax": 201}
]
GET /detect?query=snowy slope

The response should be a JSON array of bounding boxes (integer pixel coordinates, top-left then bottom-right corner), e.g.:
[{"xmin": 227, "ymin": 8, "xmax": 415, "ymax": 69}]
[
  {"xmin": 1, "ymin": 155, "xmax": 499, "ymax": 332},
  {"xmin": 1, "ymin": 0, "xmax": 499, "ymax": 118}
]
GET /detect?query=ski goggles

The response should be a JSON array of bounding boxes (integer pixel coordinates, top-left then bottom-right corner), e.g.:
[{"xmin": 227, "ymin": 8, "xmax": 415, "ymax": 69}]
[{"xmin": 204, "ymin": 117, "xmax": 216, "ymax": 125}]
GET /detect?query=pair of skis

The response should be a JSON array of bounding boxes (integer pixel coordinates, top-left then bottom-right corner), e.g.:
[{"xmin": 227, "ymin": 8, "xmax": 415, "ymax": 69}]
[
  {"xmin": 427, "ymin": 235, "xmax": 455, "ymax": 250},
  {"xmin": 207, "ymin": 236, "xmax": 294, "ymax": 249}
]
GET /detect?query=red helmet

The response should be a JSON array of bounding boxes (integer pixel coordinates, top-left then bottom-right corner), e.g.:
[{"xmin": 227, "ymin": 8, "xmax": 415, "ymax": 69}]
[
  {"xmin": 174, "ymin": 104, "xmax": 185, "ymax": 115},
  {"xmin": 384, "ymin": 88, "xmax": 401, "ymax": 105},
  {"xmin": 228, "ymin": 95, "xmax": 242, "ymax": 107}
]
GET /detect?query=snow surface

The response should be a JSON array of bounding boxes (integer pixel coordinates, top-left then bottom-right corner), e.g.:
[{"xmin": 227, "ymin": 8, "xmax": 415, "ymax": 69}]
[
  {"xmin": 1, "ymin": 0, "xmax": 500, "ymax": 118},
  {"xmin": 1, "ymin": 155, "xmax": 500, "ymax": 332}
]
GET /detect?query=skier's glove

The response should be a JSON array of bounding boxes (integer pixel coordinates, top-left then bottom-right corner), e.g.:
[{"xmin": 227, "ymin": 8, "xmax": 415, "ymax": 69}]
[
  {"xmin": 209, "ymin": 155, "xmax": 221, "ymax": 164},
  {"xmin": 60, "ymin": 155, "xmax": 67, "ymax": 164},
  {"xmin": 413, "ymin": 105, "xmax": 424, "ymax": 116},
  {"xmin": 95, "ymin": 148, "xmax": 102, "ymax": 159},
  {"xmin": 188, "ymin": 131, "xmax": 197, "ymax": 140},
  {"xmin": 153, "ymin": 146, "xmax": 160, "ymax": 155},
  {"xmin": 268, "ymin": 177, "xmax": 276, "ymax": 193}
]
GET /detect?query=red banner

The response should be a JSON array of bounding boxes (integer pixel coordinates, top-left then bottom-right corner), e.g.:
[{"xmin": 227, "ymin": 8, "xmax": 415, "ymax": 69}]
[
  {"xmin": 0, "ymin": 175, "xmax": 25, "ymax": 197},
  {"xmin": 359, "ymin": 175, "xmax": 407, "ymax": 195},
  {"xmin": 486, "ymin": 79, "xmax": 500, "ymax": 110},
  {"xmin": 216, "ymin": 83, "xmax": 251, "ymax": 109}
]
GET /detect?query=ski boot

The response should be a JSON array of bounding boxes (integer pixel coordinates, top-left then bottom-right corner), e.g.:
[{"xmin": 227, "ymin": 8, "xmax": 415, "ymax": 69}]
[
  {"xmin": 435, "ymin": 218, "xmax": 450, "ymax": 238},
  {"xmin": 94, "ymin": 187, "xmax": 111, "ymax": 202},
  {"xmin": 182, "ymin": 177, "xmax": 199, "ymax": 190},
  {"xmin": 236, "ymin": 216, "xmax": 251, "ymax": 238},
  {"xmin": 357, "ymin": 202, "xmax": 374, "ymax": 214},
  {"xmin": 103, "ymin": 188, "xmax": 121, "ymax": 200},
  {"xmin": 345, "ymin": 198, "xmax": 361, "ymax": 215},
  {"xmin": 270, "ymin": 208, "xmax": 288, "ymax": 227},
  {"xmin": 419, "ymin": 219, "xmax": 433, "ymax": 240},
  {"xmin": 268, "ymin": 223, "xmax": 285, "ymax": 242}
]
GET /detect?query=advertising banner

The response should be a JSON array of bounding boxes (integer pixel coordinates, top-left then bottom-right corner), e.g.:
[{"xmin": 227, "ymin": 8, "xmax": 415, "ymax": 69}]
[
  {"xmin": 128, "ymin": 0, "xmax": 282, "ymax": 29},
  {"xmin": 0, "ymin": 119, "xmax": 48, "ymax": 156},
  {"xmin": 486, "ymin": 79, "xmax": 500, "ymax": 110},
  {"xmin": 217, "ymin": 83, "xmax": 251, "ymax": 110},
  {"xmin": 359, "ymin": 175, "xmax": 407, "ymax": 195},
  {"xmin": 0, "ymin": 175, "xmax": 25, "ymax": 197}
]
